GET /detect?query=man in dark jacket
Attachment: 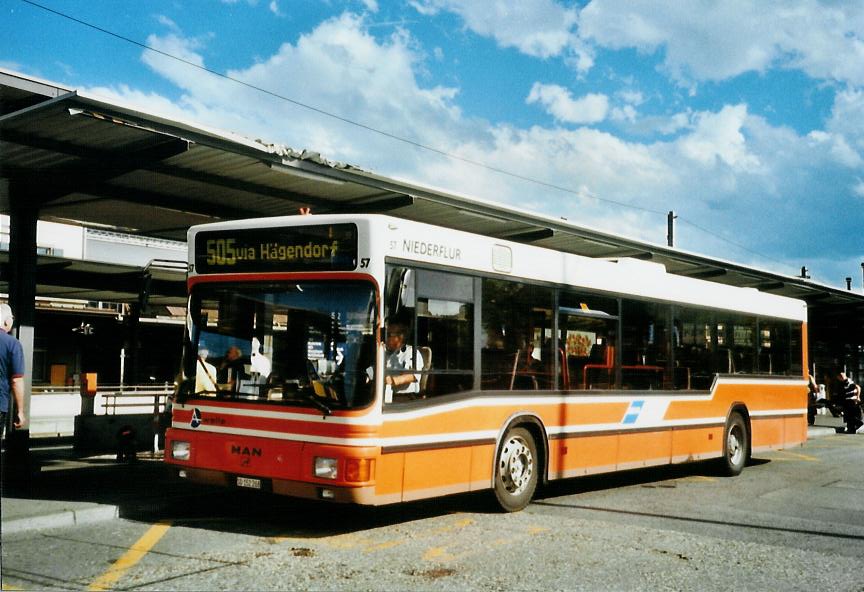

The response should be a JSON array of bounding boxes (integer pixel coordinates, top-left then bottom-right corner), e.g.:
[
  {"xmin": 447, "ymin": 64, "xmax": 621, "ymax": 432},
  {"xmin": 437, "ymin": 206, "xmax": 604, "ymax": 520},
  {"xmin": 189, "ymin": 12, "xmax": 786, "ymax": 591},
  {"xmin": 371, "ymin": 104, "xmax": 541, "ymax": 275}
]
[{"xmin": 836, "ymin": 371, "xmax": 862, "ymax": 434}]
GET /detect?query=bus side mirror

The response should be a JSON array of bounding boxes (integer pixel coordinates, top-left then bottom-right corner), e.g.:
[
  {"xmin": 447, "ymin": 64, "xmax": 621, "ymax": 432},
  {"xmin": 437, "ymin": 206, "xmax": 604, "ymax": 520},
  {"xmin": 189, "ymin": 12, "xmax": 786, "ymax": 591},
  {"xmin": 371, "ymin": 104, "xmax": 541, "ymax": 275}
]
[{"xmin": 175, "ymin": 377, "xmax": 195, "ymax": 403}]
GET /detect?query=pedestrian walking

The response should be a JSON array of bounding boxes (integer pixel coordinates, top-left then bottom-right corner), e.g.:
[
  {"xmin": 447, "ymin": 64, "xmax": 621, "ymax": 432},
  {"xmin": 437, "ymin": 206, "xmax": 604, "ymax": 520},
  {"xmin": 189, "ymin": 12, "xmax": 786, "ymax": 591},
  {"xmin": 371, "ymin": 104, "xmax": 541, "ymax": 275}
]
[
  {"xmin": 836, "ymin": 371, "xmax": 862, "ymax": 434},
  {"xmin": 0, "ymin": 303, "xmax": 26, "ymax": 439}
]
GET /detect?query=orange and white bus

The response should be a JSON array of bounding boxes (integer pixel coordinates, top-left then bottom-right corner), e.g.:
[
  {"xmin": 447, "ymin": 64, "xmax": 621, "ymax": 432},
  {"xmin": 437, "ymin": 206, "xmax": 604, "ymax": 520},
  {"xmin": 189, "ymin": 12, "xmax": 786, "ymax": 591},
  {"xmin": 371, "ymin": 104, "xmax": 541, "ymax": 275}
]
[{"xmin": 165, "ymin": 214, "xmax": 808, "ymax": 511}]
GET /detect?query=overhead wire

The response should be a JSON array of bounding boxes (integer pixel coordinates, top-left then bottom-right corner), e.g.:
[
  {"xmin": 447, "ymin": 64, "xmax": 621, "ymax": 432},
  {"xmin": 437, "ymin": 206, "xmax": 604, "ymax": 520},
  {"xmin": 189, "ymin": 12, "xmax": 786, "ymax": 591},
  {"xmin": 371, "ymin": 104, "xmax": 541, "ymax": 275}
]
[{"xmin": 19, "ymin": 0, "xmax": 790, "ymax": 270}]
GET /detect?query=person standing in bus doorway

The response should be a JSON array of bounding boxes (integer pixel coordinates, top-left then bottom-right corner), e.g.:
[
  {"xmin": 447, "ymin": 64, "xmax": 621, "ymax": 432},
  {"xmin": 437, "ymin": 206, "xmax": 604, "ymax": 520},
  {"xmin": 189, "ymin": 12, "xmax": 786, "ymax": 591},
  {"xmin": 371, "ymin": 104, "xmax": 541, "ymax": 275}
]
[
  {"xmin": 836, "ymin": 371, "xmax": 862, "ymax": 434},
  {"xmin": 383, "ymin": 321, "xmax": 424, "ymax": 401},
  {"xmin": 0, "ymin": 303, "xmax": 26, "ymax": 439}
]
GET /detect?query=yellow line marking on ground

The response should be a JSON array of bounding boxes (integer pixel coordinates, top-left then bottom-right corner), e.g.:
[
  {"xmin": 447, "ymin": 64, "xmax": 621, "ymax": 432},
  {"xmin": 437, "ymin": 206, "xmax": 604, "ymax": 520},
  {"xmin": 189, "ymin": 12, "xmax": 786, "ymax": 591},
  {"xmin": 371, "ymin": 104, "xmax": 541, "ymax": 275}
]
[
  {"xmin": 2, "ymin": 584, "xmax": 24, "ymax": 590},
  {"xmin": 681, "ymin": 475, "xmax": 717, "ymax": 483},
  {"xmin": 772, "ymin": 450, "xmax": 819, "ymax": 462},
  {"xmin": 528, "ymin": 526, "xmax": 550, "ymax": 535},
  {"xmin": 88, "ymin": 521, "xmax": 172, "ymax": 591},
  {"xmin": 365, "ymin": 539, "xmax": 406, "ymax": 553},
  {"xmin": 422, "ymin": 546, "xmax": 455, "ymax": 562}
]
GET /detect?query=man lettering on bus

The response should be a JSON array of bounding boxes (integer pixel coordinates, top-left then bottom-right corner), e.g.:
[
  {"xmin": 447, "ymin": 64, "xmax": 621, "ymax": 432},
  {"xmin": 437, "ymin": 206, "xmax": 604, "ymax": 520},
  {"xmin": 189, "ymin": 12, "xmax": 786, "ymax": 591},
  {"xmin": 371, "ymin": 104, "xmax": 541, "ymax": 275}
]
[
  {"xmin": 383, "ymin": 321, "xmax": 424, "ymax": 401},
  {"xmin": 836, "ymin": 371, "xmax": 862, "ymax": 434},
  {"xmin": 0, "ymin": 303, "xmax": 26, "ymax": 439}
]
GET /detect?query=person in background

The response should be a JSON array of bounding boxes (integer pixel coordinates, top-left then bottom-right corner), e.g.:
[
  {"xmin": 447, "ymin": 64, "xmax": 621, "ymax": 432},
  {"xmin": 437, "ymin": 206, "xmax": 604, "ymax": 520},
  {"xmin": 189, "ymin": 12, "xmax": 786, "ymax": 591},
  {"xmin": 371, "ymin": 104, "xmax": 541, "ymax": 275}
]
[
  {"xmin": 218, "ymin": 345, "xmax": 247, "ymax": 390},
  {"xmin": 836, "ymin": 371, "xmax": 862, "ymax": 434},
  {"xmin": 807, "ymin": 374, "xmax": 819, "ymax": 426},
  {"xmin": 195, "ymin": 348, "xmax": 218, "ymax": 394},
  {"xmin": 0, "ymin": 303, "xmax": 26, "ymax": 439}
]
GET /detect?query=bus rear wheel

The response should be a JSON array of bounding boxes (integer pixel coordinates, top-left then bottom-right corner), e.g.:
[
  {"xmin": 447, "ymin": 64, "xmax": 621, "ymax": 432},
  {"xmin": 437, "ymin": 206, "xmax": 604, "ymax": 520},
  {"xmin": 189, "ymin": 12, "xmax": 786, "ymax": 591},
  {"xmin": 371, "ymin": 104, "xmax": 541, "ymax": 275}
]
[
  {"xmin": 493, "ymin": 427, "xmax": 538, "ymax": 512},
  {"xmin": 720, "ymin": 412, "xmax": 749, "ymax": 476}
]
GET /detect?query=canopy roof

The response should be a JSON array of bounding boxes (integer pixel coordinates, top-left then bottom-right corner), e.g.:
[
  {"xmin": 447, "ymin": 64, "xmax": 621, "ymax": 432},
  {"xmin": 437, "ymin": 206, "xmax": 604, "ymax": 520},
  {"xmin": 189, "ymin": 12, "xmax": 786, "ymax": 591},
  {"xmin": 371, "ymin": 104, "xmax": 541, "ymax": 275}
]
[{"xmin": 2, "ymin": 67, "xmax": 862, "ymax": 323}]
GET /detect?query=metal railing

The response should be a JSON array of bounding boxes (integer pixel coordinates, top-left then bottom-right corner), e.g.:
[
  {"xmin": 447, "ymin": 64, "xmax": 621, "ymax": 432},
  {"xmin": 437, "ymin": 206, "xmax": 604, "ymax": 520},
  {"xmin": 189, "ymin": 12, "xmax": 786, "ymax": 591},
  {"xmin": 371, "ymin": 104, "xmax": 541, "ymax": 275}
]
[
  {"xmin": 31, "ymin": 383, "xmax": 173, "ymax": 415},
  {"xmin": 99, "ymin": 384, "xmax": 173, "ymax": 416}
]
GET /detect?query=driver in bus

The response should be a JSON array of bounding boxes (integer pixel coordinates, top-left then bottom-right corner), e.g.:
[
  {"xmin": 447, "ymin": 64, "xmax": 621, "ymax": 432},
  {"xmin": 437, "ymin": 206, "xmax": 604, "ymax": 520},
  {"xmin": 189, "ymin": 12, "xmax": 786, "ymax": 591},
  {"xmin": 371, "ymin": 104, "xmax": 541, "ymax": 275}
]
[{"xmin": 382, "ymin": 321, "xmax": 424, "ymax": 401}]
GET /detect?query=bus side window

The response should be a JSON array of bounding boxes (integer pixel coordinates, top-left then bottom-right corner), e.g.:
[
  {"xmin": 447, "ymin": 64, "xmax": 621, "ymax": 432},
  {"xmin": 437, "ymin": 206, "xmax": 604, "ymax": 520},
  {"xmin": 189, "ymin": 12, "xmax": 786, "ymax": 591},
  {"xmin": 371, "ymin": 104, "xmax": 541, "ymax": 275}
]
[
  {"xmin": 482, "ymin": 279, "xmax": 553, "ymax": 391},
  {"xmin": 384, "ymin": 266, "xmax": 475, "ymax": 401},
  {"xmin": 672, "ymin": 307, "xmax": 714, "ymax": 390},
  {"xmin": 414, "ymin": 270, "xmax": 474, "ymax": 398},
  {"xmin": 559, "ymin": 291, "xmax": 619, "ymax": 390},
  {"xmin": 621, "ymin": 300, "xmax": 670, "ymax": 390},
  {"xmin": 416, "ymin": 298, "xmax": 473, "ymax": 396}
]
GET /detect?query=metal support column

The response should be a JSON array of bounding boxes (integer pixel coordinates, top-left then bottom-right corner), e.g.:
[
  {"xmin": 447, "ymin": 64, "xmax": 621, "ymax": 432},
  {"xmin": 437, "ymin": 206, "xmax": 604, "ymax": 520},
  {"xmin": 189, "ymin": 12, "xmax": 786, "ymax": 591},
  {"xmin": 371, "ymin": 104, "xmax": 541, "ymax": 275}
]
[{"xmin": 5, "ymin": 191, "xmax": 38, "ymax": 483}]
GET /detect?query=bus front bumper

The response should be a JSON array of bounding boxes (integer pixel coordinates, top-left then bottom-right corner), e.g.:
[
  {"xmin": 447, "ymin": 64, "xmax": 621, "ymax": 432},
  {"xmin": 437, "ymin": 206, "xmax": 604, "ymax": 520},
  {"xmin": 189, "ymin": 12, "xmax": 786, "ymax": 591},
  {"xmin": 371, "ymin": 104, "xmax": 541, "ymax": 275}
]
[{"xmin": 173, "ymin": 465, "xmax": 379, "ymax": 504}]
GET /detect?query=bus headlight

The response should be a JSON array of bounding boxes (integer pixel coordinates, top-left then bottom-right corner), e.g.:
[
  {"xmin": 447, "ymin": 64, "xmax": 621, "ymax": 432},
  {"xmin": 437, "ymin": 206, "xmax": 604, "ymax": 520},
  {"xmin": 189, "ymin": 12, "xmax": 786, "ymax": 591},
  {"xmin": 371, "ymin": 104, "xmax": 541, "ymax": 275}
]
[
  {"xmin": 172, "ymin": 440, "xmax": 191, "ymax": 461},
  {"xmin": 314, "ymin": 457, "xmax": 338, "ymax": 479}
]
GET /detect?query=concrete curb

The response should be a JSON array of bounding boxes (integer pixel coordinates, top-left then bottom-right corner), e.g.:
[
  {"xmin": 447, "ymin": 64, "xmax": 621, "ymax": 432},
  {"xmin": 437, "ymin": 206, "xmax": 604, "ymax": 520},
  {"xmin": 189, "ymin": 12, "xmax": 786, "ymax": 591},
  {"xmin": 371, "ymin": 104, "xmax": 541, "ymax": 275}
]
[
  {"xmin": 2, "ymin": 504, "xmax": 119, "ymax": 535},
  {"xmin": 806, "ymin": 426, "xmax": 845, "ymax": 439}
]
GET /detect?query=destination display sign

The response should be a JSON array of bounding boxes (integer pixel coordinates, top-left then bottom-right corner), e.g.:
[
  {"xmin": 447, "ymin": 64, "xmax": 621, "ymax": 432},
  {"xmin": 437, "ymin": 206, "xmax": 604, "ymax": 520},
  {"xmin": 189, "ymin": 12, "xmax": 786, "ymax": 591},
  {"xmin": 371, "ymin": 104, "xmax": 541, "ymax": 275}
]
[{"xmin": 194, "ymin": 224, "xmax": 358, "ymax": 273}]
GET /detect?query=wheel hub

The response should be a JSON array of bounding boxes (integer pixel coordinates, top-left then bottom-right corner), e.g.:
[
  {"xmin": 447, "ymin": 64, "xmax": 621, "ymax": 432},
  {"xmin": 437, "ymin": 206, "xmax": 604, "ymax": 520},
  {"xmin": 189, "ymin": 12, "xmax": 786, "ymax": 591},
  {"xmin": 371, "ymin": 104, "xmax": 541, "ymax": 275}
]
[
  {"xmin": 728, "ymin": 425, "xmax": 743, "ymax": 465},
  {"xmin": 500, "ymin": 436, "xmax": 534, "ymax": 495}
]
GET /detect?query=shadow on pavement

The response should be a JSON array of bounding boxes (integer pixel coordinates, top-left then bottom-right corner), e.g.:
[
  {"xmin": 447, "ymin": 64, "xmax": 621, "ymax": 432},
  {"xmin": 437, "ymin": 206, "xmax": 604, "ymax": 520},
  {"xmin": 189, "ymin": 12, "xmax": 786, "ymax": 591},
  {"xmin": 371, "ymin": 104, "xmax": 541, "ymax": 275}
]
[
  {"xmin": 3, "ymin": 446, "xmax": 490, "ymax": 539},
  {"xmin": 3, "ymin": 440, "xmax": 806, "ymax": 540}
]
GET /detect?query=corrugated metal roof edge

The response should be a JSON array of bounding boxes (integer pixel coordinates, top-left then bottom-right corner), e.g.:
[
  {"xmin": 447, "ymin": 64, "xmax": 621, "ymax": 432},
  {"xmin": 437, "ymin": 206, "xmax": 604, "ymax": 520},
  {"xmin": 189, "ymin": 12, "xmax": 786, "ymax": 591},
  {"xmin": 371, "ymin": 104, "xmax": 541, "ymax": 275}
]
[{"xmin": 2, "ymin": 68, "xmax": 862, "ymax": 305}]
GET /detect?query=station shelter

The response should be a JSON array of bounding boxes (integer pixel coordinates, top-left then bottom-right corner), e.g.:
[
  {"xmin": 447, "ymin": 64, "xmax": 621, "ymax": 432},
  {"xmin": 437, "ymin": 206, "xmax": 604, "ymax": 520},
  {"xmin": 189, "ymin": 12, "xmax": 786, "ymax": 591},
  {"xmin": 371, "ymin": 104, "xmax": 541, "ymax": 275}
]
[{"xmin": 2, "ymin": 67, "xmax": 862, "ymax": 452}]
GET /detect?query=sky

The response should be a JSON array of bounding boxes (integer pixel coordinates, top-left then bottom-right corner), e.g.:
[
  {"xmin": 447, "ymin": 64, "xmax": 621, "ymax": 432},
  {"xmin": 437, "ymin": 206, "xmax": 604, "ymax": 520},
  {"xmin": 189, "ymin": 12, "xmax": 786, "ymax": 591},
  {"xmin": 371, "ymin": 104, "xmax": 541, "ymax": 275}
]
[{"xmin": 2, "ymin": 0, "xmax": 863, "ymax": 290}]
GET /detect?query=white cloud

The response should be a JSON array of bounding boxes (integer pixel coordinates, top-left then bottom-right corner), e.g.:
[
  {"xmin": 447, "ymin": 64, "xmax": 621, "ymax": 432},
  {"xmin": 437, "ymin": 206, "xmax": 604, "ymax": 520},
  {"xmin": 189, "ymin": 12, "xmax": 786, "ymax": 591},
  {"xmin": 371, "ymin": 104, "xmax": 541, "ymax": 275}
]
[
  {"xmin": 269, "ymin": 1, "xmax": 283, "ymax": 17},
  {"xmin": 610, "ymin": 104, "xmax": 637, "ymax": 123},
  {"xmin": 578, "ymin": 0, "xmax": 864, "ymax": 86},
  {"xmin": 526, "ymin": 83, "xmax": 609, "ymax": 124},
  {"xmin": 409, "ymin": 0, "xmax": 593, "ymax": 68},
  {"xmin": 677, "ymin": 105, "xmax": 761, "ymax": 171},
  {"xmin": 155, "ymin": 15, "xmax": 181, "ymax": 34},
  {"xmin": 129, "ymin": 12, "xmax": 473, "ymax": 171},
  {"xmin": 361, "ymin": 0, "xmax": 380, "ymax": 12},
  {"xmin": 827, "ymin": 88, "xmax": 864, "ymax": 151},
  {"xmin": 90, "ymin": 8, "xmax": 861, "ymax": 286},
  {"xmin": 143, "ymin": 32, "xmax": 207, "ymax": 75},
  {"xmin": 616, "ymin": 89, "xmax": 644, "ymax": 106}
]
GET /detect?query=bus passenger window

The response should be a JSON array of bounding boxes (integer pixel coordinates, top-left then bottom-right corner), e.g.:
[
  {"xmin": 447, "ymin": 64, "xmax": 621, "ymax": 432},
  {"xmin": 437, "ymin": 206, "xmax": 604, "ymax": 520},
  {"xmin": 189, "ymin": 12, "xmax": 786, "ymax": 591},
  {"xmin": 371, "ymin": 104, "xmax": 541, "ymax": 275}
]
[
  {"xmin": 757, "ymin": 320, "xmax": 793, "ymax": 375},
  {"xmin": 482, "ymin": 280, "xmax": 553, "ymax": 391},
  {"xmin": 559, "ymin": 292, "xmax": 619, "ymax": 390},
  {"xmin": 672, "ymin": 307, "xmax": 714, "ymax": 390},
  {"xmin": 384, "ymin": 267, "xmax": 475, "ymax": 402},
  {"xmin": 621, "ymin": 300, "xmax": 670, "ymax": 390},
  {"xmin": 416, "ymin": 298, "xmax": 473, "ymax": 397}
]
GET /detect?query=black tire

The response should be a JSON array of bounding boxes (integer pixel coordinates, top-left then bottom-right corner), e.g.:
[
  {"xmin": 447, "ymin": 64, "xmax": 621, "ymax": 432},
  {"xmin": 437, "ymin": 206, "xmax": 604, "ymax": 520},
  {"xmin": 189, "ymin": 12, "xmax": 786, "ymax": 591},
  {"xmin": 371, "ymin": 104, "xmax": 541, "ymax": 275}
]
[
  {"xmin": 493, "ymin": 427, "xmax": 538, "ymax": 512},
  {"xmin": 720, "ymin": 412, "xmax": 749, "ymax": 476}
]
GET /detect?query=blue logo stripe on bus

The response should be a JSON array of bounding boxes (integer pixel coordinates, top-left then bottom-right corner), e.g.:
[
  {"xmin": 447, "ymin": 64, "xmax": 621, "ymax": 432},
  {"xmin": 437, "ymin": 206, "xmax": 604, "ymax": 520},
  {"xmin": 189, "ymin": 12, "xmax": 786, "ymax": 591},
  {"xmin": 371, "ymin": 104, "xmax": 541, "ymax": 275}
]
[{"xmin": 622, "ymin": 400, "xmax": 644, "ymax": 425}]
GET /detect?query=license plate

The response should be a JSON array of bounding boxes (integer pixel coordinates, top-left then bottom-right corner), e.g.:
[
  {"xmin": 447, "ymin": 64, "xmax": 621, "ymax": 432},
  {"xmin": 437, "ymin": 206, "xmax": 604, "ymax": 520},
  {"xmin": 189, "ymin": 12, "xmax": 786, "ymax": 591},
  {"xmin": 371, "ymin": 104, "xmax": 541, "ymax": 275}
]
[{"xmin": 236, "ymin": 476, "xmax": 262, "ymax": 489}]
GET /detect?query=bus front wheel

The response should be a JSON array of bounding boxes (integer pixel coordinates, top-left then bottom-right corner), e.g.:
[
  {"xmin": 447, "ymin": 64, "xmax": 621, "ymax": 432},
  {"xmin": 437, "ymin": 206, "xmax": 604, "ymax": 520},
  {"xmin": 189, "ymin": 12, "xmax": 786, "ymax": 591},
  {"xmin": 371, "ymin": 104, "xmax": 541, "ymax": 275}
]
[
  {"xmin": 720, "ymin": 412, "xmax": 749, "ymax": 476},
  {"xmin": 493, "ymin": 427, "xmax": 538, "ymax": 512}
]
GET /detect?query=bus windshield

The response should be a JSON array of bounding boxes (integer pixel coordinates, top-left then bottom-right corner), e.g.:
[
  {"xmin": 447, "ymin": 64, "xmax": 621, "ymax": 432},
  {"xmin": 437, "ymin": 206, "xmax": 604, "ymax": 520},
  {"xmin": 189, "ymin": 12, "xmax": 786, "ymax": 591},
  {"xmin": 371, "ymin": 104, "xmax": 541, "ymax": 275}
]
[{"xmin": 183, "ymin": 281, "xmax": 377, "ymax": 410}]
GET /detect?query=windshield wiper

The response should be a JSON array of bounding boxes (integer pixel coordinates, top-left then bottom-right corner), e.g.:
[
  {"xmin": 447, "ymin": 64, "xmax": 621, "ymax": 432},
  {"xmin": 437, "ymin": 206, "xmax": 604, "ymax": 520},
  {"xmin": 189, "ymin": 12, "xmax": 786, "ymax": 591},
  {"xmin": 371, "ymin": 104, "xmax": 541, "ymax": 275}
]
[{"xmin": 299, "ymin": 390, "xmax": 332, "ymax": 416}]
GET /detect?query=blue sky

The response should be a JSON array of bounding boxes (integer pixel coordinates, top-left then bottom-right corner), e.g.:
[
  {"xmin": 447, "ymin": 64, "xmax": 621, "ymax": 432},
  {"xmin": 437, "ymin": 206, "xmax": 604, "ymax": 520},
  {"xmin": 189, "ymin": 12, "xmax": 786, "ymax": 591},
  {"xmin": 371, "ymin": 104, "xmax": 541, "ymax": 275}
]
[{"xmin": 2, "ymin": 0, "xmax": 863, "ymax": 289}]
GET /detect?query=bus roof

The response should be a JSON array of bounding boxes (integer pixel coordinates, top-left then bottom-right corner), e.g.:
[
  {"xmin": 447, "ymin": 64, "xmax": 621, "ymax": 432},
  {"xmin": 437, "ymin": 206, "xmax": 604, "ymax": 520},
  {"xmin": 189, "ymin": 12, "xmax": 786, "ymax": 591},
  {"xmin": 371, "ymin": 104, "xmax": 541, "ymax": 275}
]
[{"xmin": 188, "ymin": 214, "xmax": 807, "ymax": 323}]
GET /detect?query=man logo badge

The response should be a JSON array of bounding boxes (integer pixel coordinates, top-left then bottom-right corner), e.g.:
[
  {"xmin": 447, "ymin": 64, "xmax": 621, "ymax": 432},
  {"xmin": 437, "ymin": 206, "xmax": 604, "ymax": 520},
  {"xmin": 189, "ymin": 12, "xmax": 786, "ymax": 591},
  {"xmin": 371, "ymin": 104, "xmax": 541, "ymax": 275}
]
[{"xmin": 190, "ymin": 408, "xmax": 202, "ymax": 429}]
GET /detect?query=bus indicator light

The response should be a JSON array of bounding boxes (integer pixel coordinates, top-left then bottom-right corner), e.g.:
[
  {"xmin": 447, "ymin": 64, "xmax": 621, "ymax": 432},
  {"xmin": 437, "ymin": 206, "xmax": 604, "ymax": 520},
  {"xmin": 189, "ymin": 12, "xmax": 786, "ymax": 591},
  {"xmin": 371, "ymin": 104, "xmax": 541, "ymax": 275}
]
[{"xmin": 345, "ymin": 458, "xmax": 373, "ymax": 482}]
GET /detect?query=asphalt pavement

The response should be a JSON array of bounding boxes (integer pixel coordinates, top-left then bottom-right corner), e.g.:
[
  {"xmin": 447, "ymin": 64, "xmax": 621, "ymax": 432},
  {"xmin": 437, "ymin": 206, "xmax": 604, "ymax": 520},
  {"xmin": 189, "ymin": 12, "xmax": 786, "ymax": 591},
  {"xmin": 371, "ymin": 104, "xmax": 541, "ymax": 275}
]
[{"xmin": 0, "ymin": 412, "xmax": 856, "ymax": 537}]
